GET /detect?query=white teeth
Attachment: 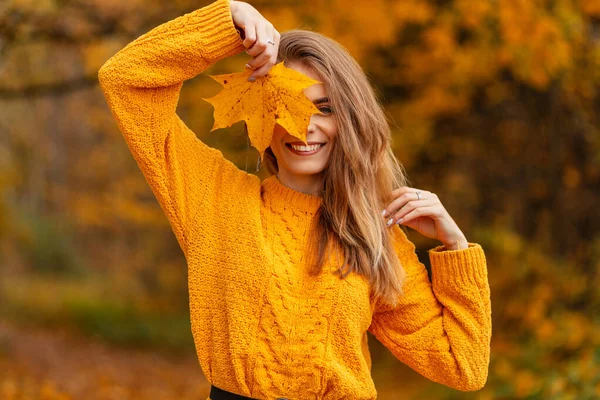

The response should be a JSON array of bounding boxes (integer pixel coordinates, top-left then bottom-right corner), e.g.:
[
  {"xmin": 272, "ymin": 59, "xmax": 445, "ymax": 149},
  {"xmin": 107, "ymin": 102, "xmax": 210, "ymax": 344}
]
[{"xmin": 290, "ymin": 144, "xmax": 323, "ymax": 152}]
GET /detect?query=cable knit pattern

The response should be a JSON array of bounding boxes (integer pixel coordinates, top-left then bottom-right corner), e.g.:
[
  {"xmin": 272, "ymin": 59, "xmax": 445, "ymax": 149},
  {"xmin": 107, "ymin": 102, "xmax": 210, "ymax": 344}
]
[{"xmin": 98, "ymin": 0, "xmax": 492, "ymax": 398}]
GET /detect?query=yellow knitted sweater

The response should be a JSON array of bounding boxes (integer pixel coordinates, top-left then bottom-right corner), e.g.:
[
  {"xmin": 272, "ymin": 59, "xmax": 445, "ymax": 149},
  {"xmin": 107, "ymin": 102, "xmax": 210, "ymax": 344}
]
[{"xmin": 98, "ymin": 0, "xmax": 492, "ymax": 398}]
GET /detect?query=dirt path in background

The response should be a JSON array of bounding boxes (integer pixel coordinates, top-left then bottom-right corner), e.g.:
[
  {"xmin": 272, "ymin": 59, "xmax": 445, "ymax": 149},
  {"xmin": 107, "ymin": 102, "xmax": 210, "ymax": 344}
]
[
  {"xmin": 0, "ymin": 320, "xmax": 436, "ymax": 399},
  {"xmin": 0, "ymin": 320, "xmax": 210, "ymax": 399}
]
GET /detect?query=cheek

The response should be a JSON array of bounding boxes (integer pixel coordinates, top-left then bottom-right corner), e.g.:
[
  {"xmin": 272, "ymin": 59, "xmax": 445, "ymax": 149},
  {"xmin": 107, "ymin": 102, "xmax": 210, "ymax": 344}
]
[
  {"xmin": 325, "ymin": 123, "xmax": 339, "ymax": 159},
  {"xmin": 324, "ymin": 120, "xmax": 338, "ymax": 143}
]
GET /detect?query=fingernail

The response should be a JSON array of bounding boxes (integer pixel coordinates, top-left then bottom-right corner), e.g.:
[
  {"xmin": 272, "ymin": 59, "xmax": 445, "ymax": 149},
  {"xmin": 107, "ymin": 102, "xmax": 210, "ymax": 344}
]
[
  {"xmin": 397, "ymin": 217, "xmax": 404, "ymax": 224},
  {"xmin": 381, "ymin": 209, "xmax": 388, "ymax": 217},
  {"xmin": 247, "ymin": 77, "xmax": 256, "ymax": 82},
  {"xmin": 386, "ymin": 218, "xmax": 394, "ymax": 227}
]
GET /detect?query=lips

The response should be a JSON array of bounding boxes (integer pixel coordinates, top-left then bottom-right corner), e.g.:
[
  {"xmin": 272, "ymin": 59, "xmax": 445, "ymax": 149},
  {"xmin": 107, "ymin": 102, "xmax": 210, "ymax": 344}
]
[{"xmin": 285, "ymin": 142, "xmax": 326, "ymax": 156}]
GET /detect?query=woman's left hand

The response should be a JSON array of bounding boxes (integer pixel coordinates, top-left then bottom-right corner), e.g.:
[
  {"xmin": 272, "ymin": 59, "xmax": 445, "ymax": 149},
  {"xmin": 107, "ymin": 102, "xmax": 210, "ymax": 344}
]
[{"xmin": 382, "ymin": 186, "xmax": 469, "ymax": 250}]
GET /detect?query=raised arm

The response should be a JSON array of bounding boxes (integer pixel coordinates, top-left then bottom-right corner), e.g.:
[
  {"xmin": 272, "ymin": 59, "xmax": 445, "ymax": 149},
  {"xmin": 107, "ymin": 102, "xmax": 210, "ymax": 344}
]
[
  {"xmin": 97, "ymin": 0, "xmax": 260, "ymax": 256},
  {"xmin": 368, "ymin": 227, "xmax": 492, "ymax": 391}
]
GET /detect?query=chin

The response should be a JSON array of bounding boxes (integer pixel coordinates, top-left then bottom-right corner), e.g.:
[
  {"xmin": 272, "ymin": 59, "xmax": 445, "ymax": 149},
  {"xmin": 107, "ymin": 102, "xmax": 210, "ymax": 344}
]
[
  {"xmin": 288, "ymin": 165, "xmax": 327, "ymax": 177},
  {"xmin": 271, "ymin": 143, "xmax": 332, "ymax": 179}
]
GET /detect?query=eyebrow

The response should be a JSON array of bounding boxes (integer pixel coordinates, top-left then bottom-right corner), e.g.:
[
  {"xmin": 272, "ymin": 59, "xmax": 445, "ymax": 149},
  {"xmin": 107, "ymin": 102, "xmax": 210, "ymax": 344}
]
[{"xmin": 313, "ymin": 97, "xmax": 329, "ymax": 105}]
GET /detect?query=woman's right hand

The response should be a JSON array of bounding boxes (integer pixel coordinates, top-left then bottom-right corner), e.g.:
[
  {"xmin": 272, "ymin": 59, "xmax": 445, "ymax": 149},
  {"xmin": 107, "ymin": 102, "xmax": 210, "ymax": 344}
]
[{"xmin": 230, "ymin": 1, "xmax": 280, "ymax": 81}]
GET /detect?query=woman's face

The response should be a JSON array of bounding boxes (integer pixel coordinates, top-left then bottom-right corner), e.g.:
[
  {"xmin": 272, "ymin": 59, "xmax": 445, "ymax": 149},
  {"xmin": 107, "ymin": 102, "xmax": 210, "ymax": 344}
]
[{"xmin": 269, "ymin": 62, "xmax": 337, "ymax": 183}]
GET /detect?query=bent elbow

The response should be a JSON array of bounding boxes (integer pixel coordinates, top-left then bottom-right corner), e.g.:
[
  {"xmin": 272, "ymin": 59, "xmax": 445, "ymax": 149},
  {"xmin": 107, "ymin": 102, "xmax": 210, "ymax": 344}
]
[
  {"xmin": 450, "ymin": 334, "xmax": 491, "ymax": 391},
  {"xmin": 447, "ymin": 363, "xmax": 489, "ymax": 392},
  {"xmin": 458, "ymin": 374, "xmax": 488, "ymax": 392}
]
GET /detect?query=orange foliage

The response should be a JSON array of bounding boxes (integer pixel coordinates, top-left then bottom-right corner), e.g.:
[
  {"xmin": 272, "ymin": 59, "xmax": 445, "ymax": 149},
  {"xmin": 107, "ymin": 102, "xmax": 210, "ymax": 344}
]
[{"xmin": 0, "ymin": 0, "xmax": 599, "ymax": 398}]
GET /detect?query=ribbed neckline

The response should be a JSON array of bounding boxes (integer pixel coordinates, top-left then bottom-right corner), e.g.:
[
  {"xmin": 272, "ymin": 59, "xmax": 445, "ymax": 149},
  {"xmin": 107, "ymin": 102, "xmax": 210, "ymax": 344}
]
[{"xmin": 262, "ymin": 175, "xmax": 323, "ymax": 215}]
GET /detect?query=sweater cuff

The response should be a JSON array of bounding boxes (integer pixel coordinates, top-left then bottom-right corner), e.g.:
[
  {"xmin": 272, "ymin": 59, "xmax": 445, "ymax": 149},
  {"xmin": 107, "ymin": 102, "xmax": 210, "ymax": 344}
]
[
  {"xmin": 428, "ymin": 243, "xmax": 488, "ymax": 288},
  {"xmin": 191, "ymin": 0, "xmax": 246, "ymax": 62}
]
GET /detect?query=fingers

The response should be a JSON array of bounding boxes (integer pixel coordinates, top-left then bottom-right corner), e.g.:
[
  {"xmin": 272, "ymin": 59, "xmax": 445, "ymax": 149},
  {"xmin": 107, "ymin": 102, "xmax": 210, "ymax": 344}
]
[
  {"xmin": 381, "ymin": 187, "xmax": 441, "ymax": 226},
  {"xmin": 399, "ymin": 205, "xmax": 440, "ymax": 224},
  {"xmin": 242, "ymin": 23, "xmax": 257, "ymax": 49},
  {"xmin": 386, "ymin": 200, "xmax": 438, "ymax": 227},
  {"xmin": 246, "ymin": 21, "xmax": 268, "ymax": 56},
  {"xmin": 245, "ymin": 22, "xmax": 279, "ymax": 81},
  {"xmin": 382, "ymin": 189, "xmax": 429, "ymax": 216},
  {"xmin": 251, "ymin": 25, "xmax": 279, "ymax": 78},
  {"xmin": 231, "ymin": 2, "xmax": 279, "ymax": 81},
  {"xmin": 391, "ymin": 186, "xmax": 422, "ymax": 198}
]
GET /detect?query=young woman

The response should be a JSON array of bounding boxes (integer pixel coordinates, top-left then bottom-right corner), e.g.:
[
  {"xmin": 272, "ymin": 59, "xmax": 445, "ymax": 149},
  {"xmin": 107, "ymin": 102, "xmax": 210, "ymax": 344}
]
[{"xmin": 98, "ymin": 0, "xmax": 492, "ymax": 398}]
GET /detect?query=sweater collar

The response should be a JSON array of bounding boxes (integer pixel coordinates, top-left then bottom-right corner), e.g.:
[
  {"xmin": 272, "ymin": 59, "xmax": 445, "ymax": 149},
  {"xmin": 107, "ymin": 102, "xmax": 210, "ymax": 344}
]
[{"xmin": 262, "ymin": 175, "xmax": 323, "ymax": 215}]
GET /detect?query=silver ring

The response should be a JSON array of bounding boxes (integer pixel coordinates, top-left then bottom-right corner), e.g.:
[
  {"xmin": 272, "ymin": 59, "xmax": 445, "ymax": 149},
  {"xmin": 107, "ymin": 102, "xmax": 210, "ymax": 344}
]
[
  {"xmin": 416, "ymin": 191, "xmax": 421, "ymax": 200},
  {"xmin": 267, "ymin": 39, "xmax": 275, "ymax": 46}
]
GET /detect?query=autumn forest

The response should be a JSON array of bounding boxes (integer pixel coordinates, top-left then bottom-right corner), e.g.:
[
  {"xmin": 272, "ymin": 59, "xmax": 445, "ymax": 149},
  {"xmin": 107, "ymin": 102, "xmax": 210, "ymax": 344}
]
[{"xmin": 0, "ymin": 0, "xmax": 599, "ymax": 398}]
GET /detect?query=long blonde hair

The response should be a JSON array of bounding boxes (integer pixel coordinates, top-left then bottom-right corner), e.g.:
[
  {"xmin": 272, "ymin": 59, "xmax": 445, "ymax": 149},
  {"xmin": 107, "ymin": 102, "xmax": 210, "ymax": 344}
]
[{"xmin": 263, "ymin": 30, "xmax": 409, "ymax": 307}]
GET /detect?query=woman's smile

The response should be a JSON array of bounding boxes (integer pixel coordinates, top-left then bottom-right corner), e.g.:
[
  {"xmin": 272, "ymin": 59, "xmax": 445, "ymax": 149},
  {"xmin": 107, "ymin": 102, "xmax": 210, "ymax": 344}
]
[{"xmin": 285, "ymin": 141, "xmax": 327, "ymax": 156}]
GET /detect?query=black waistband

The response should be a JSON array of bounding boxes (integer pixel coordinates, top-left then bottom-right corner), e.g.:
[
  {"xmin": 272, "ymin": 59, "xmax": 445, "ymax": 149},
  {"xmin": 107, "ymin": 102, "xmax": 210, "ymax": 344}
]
[{"xmin": 209, "ymin": 385, "xmax": 257, "ymax": 400}]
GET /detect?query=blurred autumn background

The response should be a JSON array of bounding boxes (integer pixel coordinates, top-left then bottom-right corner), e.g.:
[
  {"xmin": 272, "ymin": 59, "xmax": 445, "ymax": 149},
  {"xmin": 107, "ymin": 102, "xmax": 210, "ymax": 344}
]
[{"xmin": 1, "ymin": 0, "xmax": 599, "ymax": 398}]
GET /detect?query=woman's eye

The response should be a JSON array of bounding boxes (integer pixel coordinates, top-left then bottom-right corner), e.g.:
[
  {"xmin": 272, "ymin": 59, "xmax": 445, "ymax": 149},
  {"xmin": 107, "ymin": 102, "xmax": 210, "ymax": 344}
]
[{"xmin": 319, "ymin": 106, "xmax": 333, "ymax": 114}]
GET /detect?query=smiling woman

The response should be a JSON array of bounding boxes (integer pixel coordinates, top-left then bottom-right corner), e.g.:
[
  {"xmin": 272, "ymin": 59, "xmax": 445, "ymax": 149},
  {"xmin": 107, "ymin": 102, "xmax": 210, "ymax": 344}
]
[
  {"xmin": 267, "ymin": 62, "xmax": 337, "ymax": 197},
  {"xmin": 262, "ymin": 29, "xmax": 411, "ymax": 299},
  {"xmin": 97, "ymin": 0, "xmax": 491, "ymax": 398}
]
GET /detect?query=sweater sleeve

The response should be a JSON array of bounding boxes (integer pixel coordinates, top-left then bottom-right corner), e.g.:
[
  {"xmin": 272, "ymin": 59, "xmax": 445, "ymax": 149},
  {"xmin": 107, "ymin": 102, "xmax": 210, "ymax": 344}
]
[
  {"xmin": 98, "ymin": 0, "xmax": 257, "ymax": 256},
  {"xmin": 368, "ymin": 227, "xmax": 492, "ymax": 391}
]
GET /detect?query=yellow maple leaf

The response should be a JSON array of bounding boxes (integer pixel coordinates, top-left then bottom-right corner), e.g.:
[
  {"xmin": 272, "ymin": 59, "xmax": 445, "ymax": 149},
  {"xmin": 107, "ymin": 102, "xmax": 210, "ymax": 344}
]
[{"xmin": 202, "ymin": 61, "xmax": 321, "ymax": 159}]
